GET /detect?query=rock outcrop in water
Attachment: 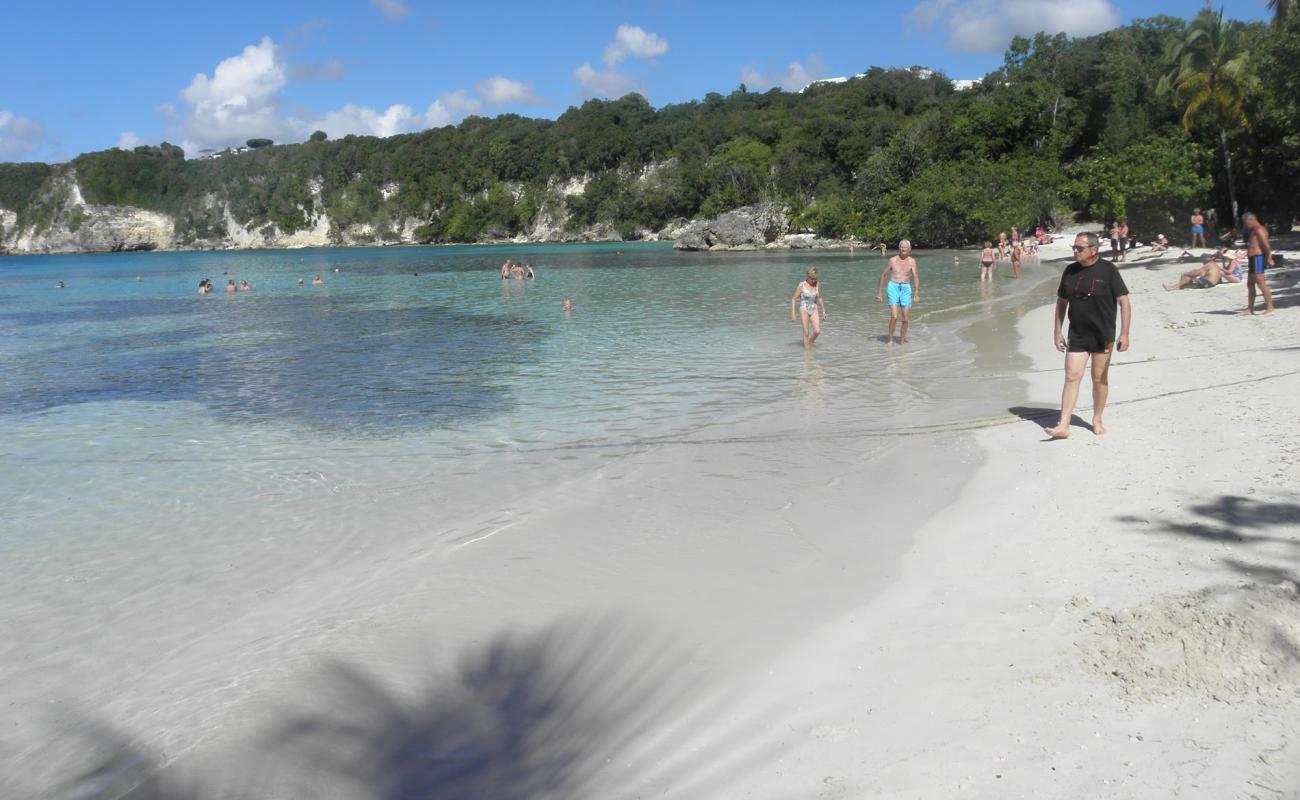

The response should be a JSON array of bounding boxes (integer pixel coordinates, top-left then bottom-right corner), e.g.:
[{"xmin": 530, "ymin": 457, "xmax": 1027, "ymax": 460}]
[{"xmin": 672, "ymin": 203, "xmax": 790, "ymax": 251}]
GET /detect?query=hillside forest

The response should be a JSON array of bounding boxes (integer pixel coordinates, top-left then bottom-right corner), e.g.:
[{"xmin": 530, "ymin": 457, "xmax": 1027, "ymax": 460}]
[{"xmin": 1, "ymin": 8, "xmax": 1297, "ymax": 248}]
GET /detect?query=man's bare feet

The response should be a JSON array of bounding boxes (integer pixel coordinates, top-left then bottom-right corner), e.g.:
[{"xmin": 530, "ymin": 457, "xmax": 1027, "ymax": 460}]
[
  {"xmin": 1093, "ymin": 420, "xmax": 1107, "ymax": 435},
  {"xmin": 1044, "ymin": 424, "xmax": 1070, "ymax": 439}
]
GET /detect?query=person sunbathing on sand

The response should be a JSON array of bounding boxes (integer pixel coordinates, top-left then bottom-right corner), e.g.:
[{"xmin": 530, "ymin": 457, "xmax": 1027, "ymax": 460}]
[
  {"xmin": 1163, "ymin": 252, "xmax": 1244, "ymax": 290},
  {"xmin": 1151, "ymin": 234, "xmax": 1169, "ymax": 253}
]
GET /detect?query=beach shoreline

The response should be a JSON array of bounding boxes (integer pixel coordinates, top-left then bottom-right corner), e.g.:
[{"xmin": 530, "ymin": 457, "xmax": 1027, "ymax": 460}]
[
  {"xmin": 5, "ymin": 231, "xmax": 1297, "ymax": 798},
  {"xmin": 715, "ymin": 234, "xmax": 1300, "ymax": 797}
]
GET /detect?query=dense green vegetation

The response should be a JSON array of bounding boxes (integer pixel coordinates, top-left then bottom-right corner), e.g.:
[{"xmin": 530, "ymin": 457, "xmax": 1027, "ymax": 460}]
[{"xmin": 1, "ymin": 9, "xmax": 1296, "ymax": 247}]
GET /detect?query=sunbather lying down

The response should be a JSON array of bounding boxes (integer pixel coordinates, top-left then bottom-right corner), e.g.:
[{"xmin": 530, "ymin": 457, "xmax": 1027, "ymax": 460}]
[{"xmin": 1164, "ymin": 250, "xmax": 1245, "ymax": 290}]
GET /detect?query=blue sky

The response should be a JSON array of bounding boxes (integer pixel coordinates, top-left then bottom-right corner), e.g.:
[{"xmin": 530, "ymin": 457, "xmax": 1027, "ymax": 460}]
[{"xmin": 0, "ymin": 0, "xmax": 1274, "ymax": 162}]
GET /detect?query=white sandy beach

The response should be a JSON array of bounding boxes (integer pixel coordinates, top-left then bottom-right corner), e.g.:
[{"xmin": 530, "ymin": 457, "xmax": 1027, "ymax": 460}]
[
  {"xmin": 721, "ymin": 235, "xmax": 1300, "ymax": 798},
  {"xmin": 4, "ymin": 233, "xmax": 1299, "ymax": 799}
]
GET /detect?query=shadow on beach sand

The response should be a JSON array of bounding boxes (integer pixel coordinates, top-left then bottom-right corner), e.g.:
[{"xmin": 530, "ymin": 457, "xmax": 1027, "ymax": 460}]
[
  {"xmin": 1007, "ymin": 406, "xmax": 1092, "ymax": 435},
  {"xmin": 47, "ymin": 618, "xmax": 775, "ymax": 800},
  {"xmin": 1118, "ymin": 493, "xmax": 1300, "ymax": 589}
]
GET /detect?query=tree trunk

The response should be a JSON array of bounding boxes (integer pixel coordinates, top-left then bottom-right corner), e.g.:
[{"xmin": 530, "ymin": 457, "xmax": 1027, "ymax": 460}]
[{"xmin": 1218, "ymin": 124, "xmax": 1239, "ymax": 223}]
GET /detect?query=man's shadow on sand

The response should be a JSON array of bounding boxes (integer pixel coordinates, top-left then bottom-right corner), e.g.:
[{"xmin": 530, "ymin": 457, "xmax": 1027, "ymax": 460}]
[{"xmin": 1008, "ymin": 406, "xmax": 1092, "ymax": 439}]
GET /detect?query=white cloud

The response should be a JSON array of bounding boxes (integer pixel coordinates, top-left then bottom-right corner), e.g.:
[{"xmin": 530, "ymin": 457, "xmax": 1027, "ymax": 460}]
[
  {"xmin": 473, "ymin": 76, "xmax": 541, "ymax": 106},
  {"xmin": 155, "ymin": 102, "xmax": 178, "ymax": 121},
  {"xmin": 740, "ymin": 57, "xmax": 827, "ymax": 92},
  {"xmin": 603, "ymin": 24, "xmax": 669, "ymax": 67},
  {"xmin": 171, "ymin": 39, "xmax": 504, "ymax": 153},
  {"xmin": 907, "ymin": 0, "xmax": 1120, "ymax": 53},
  {"xmin": 116, "ymin": 131, "xmax": 144, "ymax": 149},
  {"xmin": 317, "ymin": 104, "xmax": 418, "ymax": 138},
  {"xmin": 572, "ymin": 25, "xmax": 667, "ymax": 100},
  {"xmin": 177, "ymin": 36, "xmax": 295, "ymax": 151},
  {"xmin": 370, "ymin": 0, "xmax": 410, "ymax": 21},
  {"xmin": 0, "ymin": 110, "xmax": 46, "ymax": 160},
  {"xmin": 572, "ymin": 63, "xmax": 640, "ymax": 99},
  {"xmin": 423, "ymin": 90, "xmax": 484, "ymax": 126}
]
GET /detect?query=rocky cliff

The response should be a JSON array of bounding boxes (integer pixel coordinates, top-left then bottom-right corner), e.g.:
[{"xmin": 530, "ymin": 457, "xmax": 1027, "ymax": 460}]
[
  {"xmin": 2, "ymin": 175, "xmax": 851, "ymax": 256},
  {"xmin": 2, "ymin": 173, "xmax": 175, "ymax": 255}
]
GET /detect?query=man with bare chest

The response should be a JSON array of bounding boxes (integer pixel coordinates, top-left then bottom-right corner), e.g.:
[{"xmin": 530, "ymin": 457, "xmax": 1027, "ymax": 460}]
[
  {"xmin": 875, "ymin": 239, "xmax": 920, "ymax": 344},
  {"xmin": 1243, "ymin": 212, "xmax": 1275, "ymax": 316}
]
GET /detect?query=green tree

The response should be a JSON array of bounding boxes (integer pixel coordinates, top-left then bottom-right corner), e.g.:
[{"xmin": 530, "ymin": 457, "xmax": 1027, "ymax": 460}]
[
  {"xmin": 1158, "ymin": 8, "xmax": 1256, "ymax": 220},
  {"xmin": 310, "ymin": 130, "xmax": 328, "ymax": 142},
  {"xmin": 246, "ymin": 138, "xmax": 274, "ymax": 149},
  {"xmin": 1066, "ymin": 134, "xmax": 1212, "ymax": 231}
]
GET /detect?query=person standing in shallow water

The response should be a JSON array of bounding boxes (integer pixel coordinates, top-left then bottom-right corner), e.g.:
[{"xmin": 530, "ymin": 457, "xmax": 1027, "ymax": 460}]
[
  {"xmin": 1045, "ymin": 232, "xmax": 1132, "ymax": 439},
  {"xmin": 876, "ymin": 239, "xmax": 919, "ymax": 344},
  {"xmin": 790, "ymin": 267, "xmax": 828, "ymax": 349}
]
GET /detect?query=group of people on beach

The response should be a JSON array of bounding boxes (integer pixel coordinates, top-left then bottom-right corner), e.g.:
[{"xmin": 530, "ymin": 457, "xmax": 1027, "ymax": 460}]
[
  {"xmin": 796, "ymin": 223, "xmax": 1061, "ymax": 349},
  {"xmin": 790, "ymin": 239, "xmax": 921, "ymax": 348},
  {"xmin": 1045, "ymin": 209, "xmax": 1281, "ymax": 440},
  {"xmin": 1158, "ymin": 210, "xmax": 1278, "ymax": 314}
]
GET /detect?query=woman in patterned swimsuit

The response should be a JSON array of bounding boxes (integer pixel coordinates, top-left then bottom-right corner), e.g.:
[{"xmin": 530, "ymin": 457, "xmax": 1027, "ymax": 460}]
[{"xmin": 790, "ymin": 266, "xmax": 829, "ymax": 349}]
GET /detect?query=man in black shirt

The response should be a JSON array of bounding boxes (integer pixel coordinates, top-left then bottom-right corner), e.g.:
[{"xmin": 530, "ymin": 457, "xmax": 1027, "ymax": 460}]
[{"xmin": 1045, "ymin": 232, "xmax": 1132, "ymax": 439}]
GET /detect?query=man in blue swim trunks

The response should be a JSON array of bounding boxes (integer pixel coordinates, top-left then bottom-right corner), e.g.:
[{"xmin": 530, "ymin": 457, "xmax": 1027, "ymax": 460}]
[
  {"xmin": 876, "ymin": 239, "xmax": 919, "ymax": 344},
  {"xmin": 1045, "ymin": 232, "xmax": 1132, "ymax": 439},
  {"xmin": 1190, "ymin": 208, "xmax": 1206, "ymax": 248},
  {"xmin": 1243, "ymin": 212, "xmax": 1275, "ymax": 315}
]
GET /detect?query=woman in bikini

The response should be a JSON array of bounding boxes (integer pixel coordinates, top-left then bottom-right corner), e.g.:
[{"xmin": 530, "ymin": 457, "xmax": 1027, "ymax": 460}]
[
  {"xmin": 790, "ymin": 266, "xmax": 828, "ymax": 349},
  {"xmin": 979, "ymin": 242, "xmax": 995, "ymax": 282}
]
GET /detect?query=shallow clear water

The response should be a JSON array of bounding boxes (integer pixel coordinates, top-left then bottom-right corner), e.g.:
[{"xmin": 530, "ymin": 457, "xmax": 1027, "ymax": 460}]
[{"xmin": 0, "ymin": 243, "xmax": 1055, "ymax": 554}]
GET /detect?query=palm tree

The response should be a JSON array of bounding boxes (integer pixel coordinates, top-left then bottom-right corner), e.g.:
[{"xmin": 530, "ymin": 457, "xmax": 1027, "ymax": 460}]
[
  {"xmin": 1158, "ymin": 8, "xmax": 1256, "ymax": 222},
  {"xmin": 1267, "ymin": 0, "xmax": 1291, "ymax": 26}
]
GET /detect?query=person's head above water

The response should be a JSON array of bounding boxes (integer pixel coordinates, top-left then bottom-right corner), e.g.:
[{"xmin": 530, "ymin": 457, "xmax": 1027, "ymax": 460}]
[
  {"xmin": 805, "ymin": 266, "xmax": 819, "ymax": 284},
  {"xmin": 898, "ymin": 239, "xmax": 912, "ymax": 255}
]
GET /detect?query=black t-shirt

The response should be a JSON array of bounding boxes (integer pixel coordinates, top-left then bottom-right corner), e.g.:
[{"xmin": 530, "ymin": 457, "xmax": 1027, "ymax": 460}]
[{"xmin": 1056, "ymin": 258, "xmax": 1129, "ymax": 352}]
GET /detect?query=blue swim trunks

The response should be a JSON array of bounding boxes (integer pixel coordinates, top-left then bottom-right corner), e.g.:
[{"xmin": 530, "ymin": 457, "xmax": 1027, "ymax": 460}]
[
  {"xmin": 1192, "ymin": 224, "xmax": 1205, "ymax": 234},
  {"xmin": 887, "ymin": 281, "xmax": 913, "ymax": 308}
]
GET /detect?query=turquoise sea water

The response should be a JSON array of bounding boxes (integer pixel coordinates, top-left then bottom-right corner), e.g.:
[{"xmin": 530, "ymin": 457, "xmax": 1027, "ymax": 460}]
[
  {"xmin": 1, "ymin": 242, "xmax": 1068, "ymax": 793},
  {"xmin": 0, "ymin": 243, "xmax": 1055, "ymax": 558}
]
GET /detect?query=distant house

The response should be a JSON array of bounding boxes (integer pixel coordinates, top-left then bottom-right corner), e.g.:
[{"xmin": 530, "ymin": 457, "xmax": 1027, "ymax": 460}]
[{"xmin": 802, "ymin": 68, "xmax": 978, "ymax": 93}]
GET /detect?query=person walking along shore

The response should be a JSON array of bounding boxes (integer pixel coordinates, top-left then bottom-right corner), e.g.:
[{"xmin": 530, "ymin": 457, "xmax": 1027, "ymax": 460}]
[
  {"xmin": 1045, "ymin": 232, "xmax": 1132, "ymax": 439},
  {"xmin": 876, "ymin": 239, "xmax": 919, "ymax": 344},
  {"xmin": 791, "ymin": 267, "xmax": 829, "ymax": 348}
]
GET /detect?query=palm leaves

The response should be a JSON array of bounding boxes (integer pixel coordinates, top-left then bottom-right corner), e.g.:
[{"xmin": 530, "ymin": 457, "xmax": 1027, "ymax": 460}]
[
  {"xmin": 1267, "ymin": 0, "xmax": 1291, "ymax": 26},
  {"xmin": 1158, "ymin": 7, "xmax": 1257, "ymax": 221}
]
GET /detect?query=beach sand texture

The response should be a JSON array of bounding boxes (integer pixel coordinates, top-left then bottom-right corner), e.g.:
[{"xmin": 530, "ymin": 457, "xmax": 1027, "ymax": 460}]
[
  {"xmin": 721, "ymin": 236, "xmax": 1300, "ymax": 798},
  {"xmin": 3, "ymin": 233, "xmax": 1299, "ymax": 798}
]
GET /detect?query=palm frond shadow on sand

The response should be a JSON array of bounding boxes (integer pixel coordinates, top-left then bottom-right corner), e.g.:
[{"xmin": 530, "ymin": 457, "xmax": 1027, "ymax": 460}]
[{"xmin": 62, "ymin": 617, "xmax": 782, "ymax": 800}]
